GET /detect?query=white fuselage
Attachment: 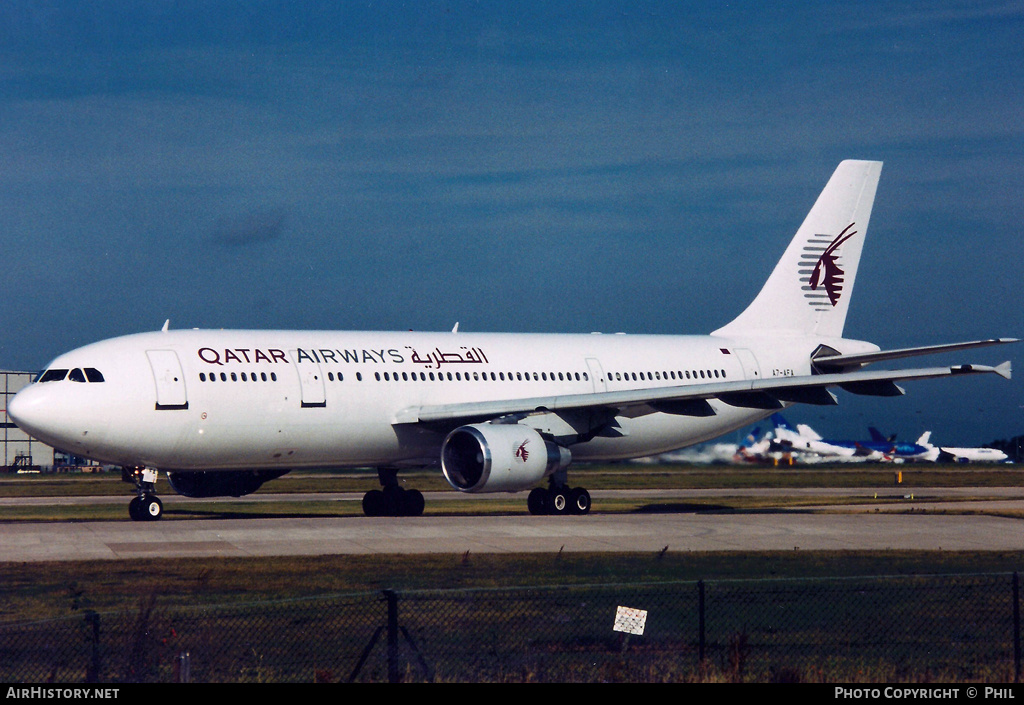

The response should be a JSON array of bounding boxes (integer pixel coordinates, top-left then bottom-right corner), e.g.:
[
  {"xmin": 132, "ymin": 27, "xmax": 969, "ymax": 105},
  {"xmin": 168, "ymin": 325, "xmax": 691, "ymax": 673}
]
[
  {"xmin": 8, "ymin": 328, "xmax": 865, "ymax": 473},
  {"xmin": 939, "ymin": 447, "xmax": 1009, "ymax": 463},
  {"xmin": 8, "ymin": 161, "xmax": 1015, "ymax": 521}
]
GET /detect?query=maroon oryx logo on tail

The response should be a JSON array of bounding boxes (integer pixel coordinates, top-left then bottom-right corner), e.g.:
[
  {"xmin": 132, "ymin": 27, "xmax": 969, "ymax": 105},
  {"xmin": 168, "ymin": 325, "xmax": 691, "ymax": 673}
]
[
  {"xmin": 803, "ymin": 223, "xmax": 857, "ymax": 310},
  {"xmin": 515, "ymin": 439, "xmax": 530, "ymax": 462}
]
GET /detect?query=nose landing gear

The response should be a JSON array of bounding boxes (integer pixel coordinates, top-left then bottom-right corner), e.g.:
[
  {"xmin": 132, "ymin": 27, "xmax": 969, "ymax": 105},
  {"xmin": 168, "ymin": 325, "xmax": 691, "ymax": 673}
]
[{"xmin": 123, "ymin": 466, "xmax": 163, "ymax": 521}]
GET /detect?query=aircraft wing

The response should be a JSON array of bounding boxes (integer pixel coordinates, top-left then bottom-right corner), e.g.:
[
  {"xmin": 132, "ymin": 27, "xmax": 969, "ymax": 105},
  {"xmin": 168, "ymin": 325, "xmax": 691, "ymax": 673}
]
[
  {"xmin": 812, "ymin": 338, "xmax": 1018, "ymax": 371},
  {"xmin": 393, "ymin": 360, "xmax": 1012, "ymax": 428}
]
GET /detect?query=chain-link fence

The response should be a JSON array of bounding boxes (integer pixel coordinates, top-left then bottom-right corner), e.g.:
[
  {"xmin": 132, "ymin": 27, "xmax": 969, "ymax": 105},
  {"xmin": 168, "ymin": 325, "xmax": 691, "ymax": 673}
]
[{"xmin": 2, "ymin": 572, "xmax": 1020, "ymax": 683}]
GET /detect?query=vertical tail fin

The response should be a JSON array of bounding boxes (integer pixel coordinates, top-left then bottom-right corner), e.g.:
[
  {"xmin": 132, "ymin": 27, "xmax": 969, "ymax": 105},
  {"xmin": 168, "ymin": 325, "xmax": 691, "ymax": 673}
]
[{"xmin": 713, "ymin": 160, "xmax": 882, "ymax": 339}]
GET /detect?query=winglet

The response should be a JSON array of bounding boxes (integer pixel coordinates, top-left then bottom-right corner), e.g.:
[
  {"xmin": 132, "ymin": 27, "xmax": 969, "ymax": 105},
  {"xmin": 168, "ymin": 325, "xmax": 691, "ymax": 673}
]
[
  {"xmin": 161, "ymin": 319, "xmax": 170, "ymax": 332},
  {"xmin": 996, "ymin": 361, "xmax": 1012, "ymax": 379}
]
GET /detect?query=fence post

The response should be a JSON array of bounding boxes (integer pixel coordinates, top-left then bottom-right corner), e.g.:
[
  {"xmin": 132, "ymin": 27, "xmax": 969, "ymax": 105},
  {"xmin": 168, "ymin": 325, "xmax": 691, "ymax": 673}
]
[
  {"xmin": 84, "ymin": 611, "xmax": 101, "ymax": 683},
  {"xmin": 1014, "ymin": 572, "xmax": 1020, "ymax": 683},
  {"xmin": 176, "ymin": 652, "xmax": 191, "ymax": 683},
  {"xmin": 384, "ymin": 589, "xmax": 400, "ymax": 683},
  {"xmin": 698, "ymin": 580, "xmax": 706, "ymax": 664}
]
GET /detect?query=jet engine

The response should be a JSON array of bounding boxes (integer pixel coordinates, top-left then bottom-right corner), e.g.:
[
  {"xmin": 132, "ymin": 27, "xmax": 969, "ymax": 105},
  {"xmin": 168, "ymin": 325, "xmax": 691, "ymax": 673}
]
[
  {"xmin": 166, "ymin": 469, "xmax": 290, "ymax": 498},
  {"xmin": 441, "ymin": 423, "xmax": 571, "ymax": 493}
]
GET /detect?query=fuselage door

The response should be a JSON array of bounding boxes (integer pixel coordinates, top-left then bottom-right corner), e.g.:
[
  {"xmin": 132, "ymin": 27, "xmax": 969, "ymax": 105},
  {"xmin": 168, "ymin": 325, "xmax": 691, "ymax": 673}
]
[
  {"xmin": 734, "ymin": 348, "xmax": 762, "ymax": 380},
  {"xmin": 291, "ymin": 351, "xmax": 326, "ymax": 408},
  {"xmin": 585, "ymin": 358, "xmax": 607, "ymax": 392},
  {"xmin": 146, "ymin": 350, "xmax": 189, "ymax": 410}
]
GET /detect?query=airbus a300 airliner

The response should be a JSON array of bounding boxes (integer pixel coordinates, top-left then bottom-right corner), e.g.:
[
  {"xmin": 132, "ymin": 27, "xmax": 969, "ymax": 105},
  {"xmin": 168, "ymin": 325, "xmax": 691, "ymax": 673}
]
[{"xmin": 7, "ymin": 160, "xmax": 1016, "ymax": 520}]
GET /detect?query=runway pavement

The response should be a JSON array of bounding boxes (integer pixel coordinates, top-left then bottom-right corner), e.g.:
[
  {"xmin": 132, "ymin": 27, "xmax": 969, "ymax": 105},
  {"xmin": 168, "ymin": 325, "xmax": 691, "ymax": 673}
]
[{"xmin": 2, "ymin": 488, "xmax": 1024, "ymax": 562}]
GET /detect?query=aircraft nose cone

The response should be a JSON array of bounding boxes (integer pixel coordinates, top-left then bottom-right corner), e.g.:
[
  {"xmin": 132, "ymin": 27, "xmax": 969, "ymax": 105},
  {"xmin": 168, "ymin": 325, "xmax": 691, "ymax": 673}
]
[
  {"xmin": 8, "ymin": 381, "xmax": 113, "ymax": 461},
  {"xmin": 8, "ymin": 384, "xmax": 97, "ymax": 455},
  {"xmin": 7, "ymin": 385, "xmax": 52, "ymax": 438}
]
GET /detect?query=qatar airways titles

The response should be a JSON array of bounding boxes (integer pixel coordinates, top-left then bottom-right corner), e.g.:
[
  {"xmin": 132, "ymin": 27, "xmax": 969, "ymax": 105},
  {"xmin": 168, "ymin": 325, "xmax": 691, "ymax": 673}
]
[{"xmin": 196, "ymin": 345, "xmax": 490, "ymax": 368}]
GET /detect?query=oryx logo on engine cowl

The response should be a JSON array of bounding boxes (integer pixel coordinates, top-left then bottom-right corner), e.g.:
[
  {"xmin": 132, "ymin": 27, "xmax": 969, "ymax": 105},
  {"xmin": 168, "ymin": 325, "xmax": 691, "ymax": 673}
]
[
  {"xmin": 515, "ymin": 439, "xmax": 530, "ymax": 462},
  {"xmin": 802, "ymin": 223, "xmax": 857, "ymax": 311}
]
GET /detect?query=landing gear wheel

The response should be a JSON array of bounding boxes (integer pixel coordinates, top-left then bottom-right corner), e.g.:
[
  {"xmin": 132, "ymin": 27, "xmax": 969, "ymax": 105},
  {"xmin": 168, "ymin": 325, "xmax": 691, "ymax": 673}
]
[
  {"xmin": 568, "ymin": 487, "xmax": 591, "ymax": 515},
  {"xmin": 528, "ymin": 484, "xmax": 592, "ymax": 515},
  {"xmin": 362, "ymin": 487, "xmax": 426, "ymax": 517},
  {"xmin": 129, "ymin": 495, "xmax": 163, "ymax": 521},
  {"xmin": 362, "ymin": 489, "xmax": 386, "ymax": 517},
  {"xmin": 547, "ymin": 486, "xmax": 569, "ymax": 515},
  {"xmin": 143, "ymin": 496, "xmax": 163, "ymax": 520},
  {"xmin": 404, "ymin": 489, "xmax": 425, "ymax": 517},
  {"xmin": 382, "ymin": 486, "xmax": 405, "ymax": 516},
  {"xmin": 527, "ymin": 487, "xmax": 548, "ymax": 515}
]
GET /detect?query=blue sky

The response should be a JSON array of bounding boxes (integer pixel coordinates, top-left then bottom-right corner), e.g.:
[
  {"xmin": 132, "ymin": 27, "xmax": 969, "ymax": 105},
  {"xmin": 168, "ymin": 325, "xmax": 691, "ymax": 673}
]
[{"xmin": 1, "ymin": 1, "xmax": 1021, "ymax": 445}]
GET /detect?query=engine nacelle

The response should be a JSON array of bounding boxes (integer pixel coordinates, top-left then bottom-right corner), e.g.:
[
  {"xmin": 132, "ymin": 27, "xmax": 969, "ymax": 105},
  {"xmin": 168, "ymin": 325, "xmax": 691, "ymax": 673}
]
[
  {"xmin": 441, "ymin": 423, "xmax": 571, "ymax": 493},
  {"xmin": 166, "ymin": 469, "xmax": 290, "ymax": 498}
]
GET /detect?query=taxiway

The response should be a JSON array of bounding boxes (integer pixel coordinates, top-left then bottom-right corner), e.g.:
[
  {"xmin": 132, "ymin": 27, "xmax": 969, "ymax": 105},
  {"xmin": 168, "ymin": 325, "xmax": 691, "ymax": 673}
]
[{"xmin": 2, "ymin": 488, "xmax": 1023, "ymax": 562}]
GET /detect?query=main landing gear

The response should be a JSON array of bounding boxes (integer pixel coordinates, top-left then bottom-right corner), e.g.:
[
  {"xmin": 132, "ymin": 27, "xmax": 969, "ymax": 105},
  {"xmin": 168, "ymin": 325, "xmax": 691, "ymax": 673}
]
[
  {"xmin": 527, "ymin": 480, "xmax": 591, "ymax": 516},
  {"xmin": 362, "ymin": 468, "xmax": 425, "ymax": 517},
  {"xmin": 123, "ymin": 466, "xmax": 163, "ymax": 521},
  {"xmin": 359, "ymin": 469, "xmax": 592, "ymax": 518}
]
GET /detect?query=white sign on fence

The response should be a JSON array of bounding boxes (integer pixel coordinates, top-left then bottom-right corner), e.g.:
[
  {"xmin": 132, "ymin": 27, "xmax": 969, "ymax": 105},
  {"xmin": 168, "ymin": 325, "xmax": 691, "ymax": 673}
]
[{"xmin": 613, "ymin": 606, "xmax": 647, "ymax": 636}]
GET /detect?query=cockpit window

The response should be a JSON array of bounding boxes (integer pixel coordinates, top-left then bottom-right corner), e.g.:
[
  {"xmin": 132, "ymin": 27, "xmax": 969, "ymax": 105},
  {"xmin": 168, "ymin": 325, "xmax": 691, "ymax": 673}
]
[
  {"xmin": 34, "ymin": 367, "xmax": 105, "ymax": 383},
  {"xmin": 37, "ymin": 369, "xmax": 68, "ymax": 383}
]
